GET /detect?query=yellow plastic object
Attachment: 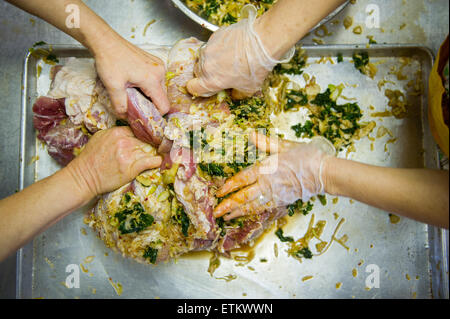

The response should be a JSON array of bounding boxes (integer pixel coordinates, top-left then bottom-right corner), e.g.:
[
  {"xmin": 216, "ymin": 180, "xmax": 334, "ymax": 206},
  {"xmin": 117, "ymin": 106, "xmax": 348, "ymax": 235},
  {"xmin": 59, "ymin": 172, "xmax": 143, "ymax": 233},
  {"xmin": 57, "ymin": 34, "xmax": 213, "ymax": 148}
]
[{"xmin": 428, "ymin": 36, "xmax": 449, "ymax": 157}]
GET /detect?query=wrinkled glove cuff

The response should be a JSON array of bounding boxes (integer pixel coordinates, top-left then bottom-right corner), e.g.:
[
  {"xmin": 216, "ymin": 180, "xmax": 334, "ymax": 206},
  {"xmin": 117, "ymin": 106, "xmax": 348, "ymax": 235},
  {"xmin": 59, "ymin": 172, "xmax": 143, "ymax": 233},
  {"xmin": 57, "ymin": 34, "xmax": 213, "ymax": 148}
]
[{"xmin": 243, "ymin": 4, "xmax": 295, "ymax": 69}]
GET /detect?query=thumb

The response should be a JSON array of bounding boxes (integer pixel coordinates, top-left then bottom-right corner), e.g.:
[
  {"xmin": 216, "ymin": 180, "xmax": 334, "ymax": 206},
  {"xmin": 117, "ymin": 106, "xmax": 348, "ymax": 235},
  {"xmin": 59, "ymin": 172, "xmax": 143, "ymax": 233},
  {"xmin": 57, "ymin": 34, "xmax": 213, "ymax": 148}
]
[
  {"xmin": 131, "ymin": 155, "xmax": 162, "ymax": 176},
  {"xmin": 106, "ymin": 84, "xmax": 128, "ymax": 119},
  {"xmin": 140, "ymin": 82, "xmax": 171, "ymax": 115},
  {"xmin": 186, "ymin": 78, "xmax": 217, "ymax": 97}
]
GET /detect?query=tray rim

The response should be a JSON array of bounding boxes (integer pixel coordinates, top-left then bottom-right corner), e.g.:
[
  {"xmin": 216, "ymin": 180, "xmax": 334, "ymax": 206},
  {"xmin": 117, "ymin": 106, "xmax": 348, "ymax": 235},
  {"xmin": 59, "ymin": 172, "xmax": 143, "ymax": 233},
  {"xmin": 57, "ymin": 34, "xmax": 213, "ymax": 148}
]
[{"xmin": 16, "ymin": 43, "xmax": 448, "ymax": 299}]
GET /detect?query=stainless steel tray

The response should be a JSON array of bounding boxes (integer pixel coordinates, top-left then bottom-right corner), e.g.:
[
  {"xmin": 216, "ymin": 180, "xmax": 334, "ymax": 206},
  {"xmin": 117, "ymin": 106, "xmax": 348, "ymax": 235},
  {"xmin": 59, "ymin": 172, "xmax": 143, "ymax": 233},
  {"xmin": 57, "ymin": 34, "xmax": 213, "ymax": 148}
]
[
  {"xmin": 17, "ymin": 44, "xmax": 449, "ymax": 299},
  {"xmin": 171, "ymin": 0, "xmax": 350, "ymax": 32}
]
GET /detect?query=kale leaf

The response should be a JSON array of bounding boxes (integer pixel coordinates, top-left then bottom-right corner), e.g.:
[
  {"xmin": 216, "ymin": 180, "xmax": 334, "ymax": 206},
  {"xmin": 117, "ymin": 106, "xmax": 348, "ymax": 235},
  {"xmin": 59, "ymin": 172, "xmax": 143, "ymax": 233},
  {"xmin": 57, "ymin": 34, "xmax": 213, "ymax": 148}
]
[
  {"xmin": 352, "ymin": 52, "xmax": 369, "ymax": 74},
  {"xmin": 291, "ymin": 120, "xmax": 314, "ymax": 138},
  {"xmin": 174, "ymin": 206, "xmax": 190, "ymax": 237},
  {"xmin": 143, "ymin": 246, "xmax": 158, "ymax": 264},
  {"xmin": 286, "ymin": 90, "xmax": 308, "ymax": 110},
  {"xmin": 115, "ymin": 202, "xmax": 154, "ymax": 234},
  {"xmin": 275, "ymin": 228, "xmax": 294, "ymax": 242},
  {"xmin": 287, "ymin": 199, "xmax": 314, "ymax": 216},
  {"xmin": 295, "ymin": 247, "xmax": 313, "ymax": 259}
]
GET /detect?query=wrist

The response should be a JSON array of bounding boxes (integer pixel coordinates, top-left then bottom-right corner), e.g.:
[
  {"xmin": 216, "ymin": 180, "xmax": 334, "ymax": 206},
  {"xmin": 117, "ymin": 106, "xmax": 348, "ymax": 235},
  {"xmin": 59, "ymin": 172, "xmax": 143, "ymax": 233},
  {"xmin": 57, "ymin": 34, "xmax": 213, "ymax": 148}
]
[
  {"xmin": 85, "ymin": 30, "xmax": 120, "ymax": 58},
  {"xmin": 322, "ymin": 156, "xmax": 339, "ymax": 196},
  {"xmin": 61, "ymin": 163, "xmax": 97, "ymax": 205},
  {"xmin": 253, "ymin": 9, "xmax": 298, "ymax": 61},
  {"xmin": 254, "ymin": 16, "xmax": 285, "ymax": 60},
  {"xmin": 79, "ymin": 15, "xmax": 123, "ymax": 57}
]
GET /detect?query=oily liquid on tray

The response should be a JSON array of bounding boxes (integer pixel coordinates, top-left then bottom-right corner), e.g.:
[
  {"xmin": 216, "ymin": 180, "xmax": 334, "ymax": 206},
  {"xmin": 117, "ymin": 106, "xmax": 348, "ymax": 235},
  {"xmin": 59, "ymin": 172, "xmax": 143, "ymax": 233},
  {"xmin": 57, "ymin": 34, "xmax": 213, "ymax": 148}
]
[{"xmin": 180, "ymin": 215, "xmax": 287, "ymax": 264}]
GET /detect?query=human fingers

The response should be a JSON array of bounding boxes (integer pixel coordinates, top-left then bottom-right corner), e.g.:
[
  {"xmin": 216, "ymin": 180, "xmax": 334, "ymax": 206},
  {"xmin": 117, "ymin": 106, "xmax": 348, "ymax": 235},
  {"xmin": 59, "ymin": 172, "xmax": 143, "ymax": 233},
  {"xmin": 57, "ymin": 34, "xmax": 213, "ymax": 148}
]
[
  {"xmin": 223, "ymin": 198, "xmax": 274, "ymax": 221},
  {"xmin": 139, "ymin": 79, "xmax": 171, "ymax": 115},
  {"xmin": 249, "ymin": 131, "xmax": 282, "ymax": 154},
  {"xmin": 107, "ymin": 125, "xmax": 135, "ymax": 139},
  {"xmin": 186, "ymin": 77, "xmax": 218, "ymax": 97},
  {"xmin": 129, "ymin": 155, "xmax": 162, "ymax": 176},
  {"xmin": 104, "ymin": 81, "xmax": 128, "ymax": 119},
  {"xmin": 215, "ymin": 165, "xmax": 259, "ymax": 198},
  {"xmin": 213, "ymin": 183, "xmax": 262, "ymax": 218}
]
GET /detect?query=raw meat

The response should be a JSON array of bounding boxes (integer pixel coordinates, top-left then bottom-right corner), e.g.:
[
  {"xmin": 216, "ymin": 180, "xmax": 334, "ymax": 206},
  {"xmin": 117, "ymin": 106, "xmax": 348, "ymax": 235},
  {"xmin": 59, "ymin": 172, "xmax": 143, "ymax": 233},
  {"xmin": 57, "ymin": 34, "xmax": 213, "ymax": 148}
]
[
  {"xmin": 33, "ymin": 96, "xmax": 88, "ymax": 166},
  {"xmin": 126, "ymin": 87, "xmax": 166, "ymax": 146}
]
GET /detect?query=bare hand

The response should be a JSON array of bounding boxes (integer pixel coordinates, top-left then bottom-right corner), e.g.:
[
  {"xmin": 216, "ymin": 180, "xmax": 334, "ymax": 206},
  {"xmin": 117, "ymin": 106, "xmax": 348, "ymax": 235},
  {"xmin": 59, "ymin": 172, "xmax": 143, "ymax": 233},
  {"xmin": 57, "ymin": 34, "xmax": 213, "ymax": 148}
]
[
  {"xmin": 66, "ymin": 126, "xmax": 162, "ymax": 197},
  {"xmin": 93, "ymin": 37, "xmax": 170, "ymax": 118}
]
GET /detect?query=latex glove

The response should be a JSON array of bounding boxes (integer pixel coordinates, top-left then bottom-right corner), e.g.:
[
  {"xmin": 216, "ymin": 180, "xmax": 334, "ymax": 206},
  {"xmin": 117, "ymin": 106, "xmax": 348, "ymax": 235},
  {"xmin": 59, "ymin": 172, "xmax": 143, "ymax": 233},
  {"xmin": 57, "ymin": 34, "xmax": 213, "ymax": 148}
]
[
  {"xmin": 187, "ymin": 5, "xmax": 294, "ymax": 99},
  {"xmin": 93, "ymin": 38, "xmax": 170, "ymax": 118},
  {"xmin": 66, "ymin": 126, "xmax": 162, "ymax": 197},
  {"xmin": 214, "ymin": 133, "xmax": 335, "ymax": 220}
]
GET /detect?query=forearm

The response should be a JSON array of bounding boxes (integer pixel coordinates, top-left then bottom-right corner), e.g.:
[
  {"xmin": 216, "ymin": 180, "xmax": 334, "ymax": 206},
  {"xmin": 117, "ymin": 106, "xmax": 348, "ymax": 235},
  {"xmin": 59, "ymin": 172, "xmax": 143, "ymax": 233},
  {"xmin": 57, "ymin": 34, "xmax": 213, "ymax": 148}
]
[
  {"xmin": 6, "ymin": 0, "xmax": 119, "ymax": 54},
  {"xmin": 0, "ymin": 168, "xmax": 93, "ymax": 261},
  {"xmin": 255, "ymin": 0, "xmax": 346, "ymax": 59},
  {"xmin": 324, "ymin": 157, "xmax": 449, "ymax": 228}
]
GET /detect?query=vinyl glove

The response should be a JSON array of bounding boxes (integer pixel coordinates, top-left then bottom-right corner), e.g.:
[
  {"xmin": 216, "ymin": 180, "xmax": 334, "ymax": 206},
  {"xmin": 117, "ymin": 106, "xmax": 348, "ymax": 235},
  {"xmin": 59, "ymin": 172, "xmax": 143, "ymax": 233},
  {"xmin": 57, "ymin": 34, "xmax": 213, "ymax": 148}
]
[
  {"xmin": 187, "ymin": 4, "xmax": 294, "ymax": 99},
  {"xmin": 214, "ymin": 132, "xmax": 335, "ymax": 220}
]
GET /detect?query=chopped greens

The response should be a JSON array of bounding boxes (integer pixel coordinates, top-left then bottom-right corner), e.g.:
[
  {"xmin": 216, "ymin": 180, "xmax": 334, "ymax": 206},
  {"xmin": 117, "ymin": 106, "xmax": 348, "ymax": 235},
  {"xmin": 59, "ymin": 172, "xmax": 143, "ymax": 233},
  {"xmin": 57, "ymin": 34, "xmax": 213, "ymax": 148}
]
[
  {"xmin": 33, "ymin": 41, "xmax": 47, "ymax": 47},
  {"xmin": 196, "ymin": 129, "xmax": 258, "ymax": 179},
  {"xmin": 216, "ymin": 217, "xmax": 226, "ymax": 237},
  {"xmin": 174, "ymin": 206, "xmax": 190, "ymax": 237},
  {"xmin": 275, "ymin": 228, "xmax": 294, "ymax": 242},
  {"xmin": 352, "ymin": 52, "xmax": 370, "ymax": 74},
  {"xmin": 291, "ymin": 86, "xmax": 363, "ymax": 148},
  {"xmin": 294, "ymin": 247, "xmax": 313, "ymax": 259},
  {"xmin": 114, "ymin": 195, "xmax": 154, "ymax": 234},
  {"xmin": 317, "ymin": 194, "xmax": 327, "ymax": 206},
  {"xmin": 273, "ymin": 49, "xmax": 306, "ymax": 75},
  {"xmin": 200, "ymin": 0, "xmax": 220, "ymax": 18},
  {"xmin": 186, "ymin": 0, "xmax": 275, "ymax": 26},
  {"xmin": 199, "ymin": 163, "xmax": 227, "ymax": 177},
  {"xmin": 291, "ymin": 120, "xmax": 314, "ymax": 138},
  {"xmin": 122, "ymin": 192, "xmax": 132, "ymax": 205},
  {"xmin": 115, "ymin": 119, "xmax": 129, "ymax": 126},
  {"xmin": 143, "ymin": 246, "xmax": 158, "ymax": 264},
  {"xmin": 229, "ymin": 96, "xmax": 271, "ymax": 129},
  {"xmin": 337, "ymin": 53, "xmax": 344, "ymax": 63},
  {"xmin": 230, "ymin": 217, "xmax": 245, "ymax": 228},
  {"xmin": 285, "ymin": 90, "xmax": 308, "ymax": 110},
  {"xmin": 352, "ymin": 51, "xmax": 377, "ymax": 78},
  {"xmin": 29, "ymin": 41, "xmax": 60, "ymax": 64},
  {"xmin": 45, "ymin": 53, "xmax": 59, "ymax": 63},
  {"xmin": 199, "ymin": 159, "xmax": 253, "ymax": 178},
  {"xmin": 287, "ymin": 199, "xmax": 313, "ymax": 216},
  {"xmin": 221, "ymin": 13, "xmax": 237, "ymax": 24}
]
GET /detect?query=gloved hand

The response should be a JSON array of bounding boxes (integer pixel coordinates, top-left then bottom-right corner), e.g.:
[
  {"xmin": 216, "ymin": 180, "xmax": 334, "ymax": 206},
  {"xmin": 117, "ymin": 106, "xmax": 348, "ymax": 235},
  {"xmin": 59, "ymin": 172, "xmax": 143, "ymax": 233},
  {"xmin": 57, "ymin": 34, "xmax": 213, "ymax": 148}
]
[
  {"xmin": 66, "ymin": 126, "xmax": 162, "ymax": 197},
  {"xmin": 187, "ymin": 5, "xmax": 294, "ymax": 99},
  {"xmin": 213, "ymin": 132, "xmax": 335, "ymax": 220}
]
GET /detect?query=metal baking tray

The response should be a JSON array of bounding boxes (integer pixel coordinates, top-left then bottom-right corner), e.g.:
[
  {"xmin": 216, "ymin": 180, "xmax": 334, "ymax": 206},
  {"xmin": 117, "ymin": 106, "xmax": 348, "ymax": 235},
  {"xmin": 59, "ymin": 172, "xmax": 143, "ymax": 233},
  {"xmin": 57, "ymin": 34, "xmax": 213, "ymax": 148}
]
[
  {"xmin": 17, "ymin": 44, "xmax": 448, "ymax": 299},
  {"xmin": 171, "ymin": 0, "xmax": 350, "ymax": 32}
]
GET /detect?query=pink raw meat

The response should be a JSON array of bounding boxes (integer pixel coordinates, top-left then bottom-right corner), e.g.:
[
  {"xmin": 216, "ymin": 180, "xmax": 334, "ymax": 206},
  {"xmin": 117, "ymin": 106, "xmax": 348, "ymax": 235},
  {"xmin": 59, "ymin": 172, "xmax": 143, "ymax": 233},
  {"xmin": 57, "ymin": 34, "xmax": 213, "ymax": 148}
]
[
  {"xmin": 33, "ymin": 96, "xmax": 88, "ymax": 166},
  {"xmin": 32, "ymin": 96, "xmax": 67, "ymax": 138},
  {"xmin": 126, "ymin": 88, "xmax": 166, "ymax": 147},
  {"xmin": 218, "ymin": 207, "xmax": 288, "ymax": 253}
]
